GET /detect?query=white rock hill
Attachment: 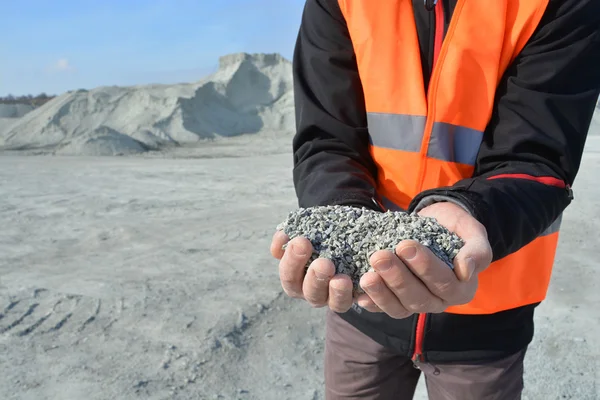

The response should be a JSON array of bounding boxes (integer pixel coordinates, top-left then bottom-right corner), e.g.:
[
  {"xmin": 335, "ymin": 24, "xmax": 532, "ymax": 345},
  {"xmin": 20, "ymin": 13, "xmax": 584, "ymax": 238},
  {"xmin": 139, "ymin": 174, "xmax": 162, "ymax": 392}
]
[{"xmin": 0, "ymin": 53, "xmax": 295, "ymax": 155}]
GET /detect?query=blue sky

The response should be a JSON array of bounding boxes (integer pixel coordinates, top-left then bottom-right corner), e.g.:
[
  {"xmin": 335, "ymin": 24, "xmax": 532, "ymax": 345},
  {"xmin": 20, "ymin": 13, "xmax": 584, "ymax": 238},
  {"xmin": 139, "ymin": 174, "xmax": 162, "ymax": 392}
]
[{"xmin": 0, "ymin": 0, "xmax": 306, "ymax": 96}]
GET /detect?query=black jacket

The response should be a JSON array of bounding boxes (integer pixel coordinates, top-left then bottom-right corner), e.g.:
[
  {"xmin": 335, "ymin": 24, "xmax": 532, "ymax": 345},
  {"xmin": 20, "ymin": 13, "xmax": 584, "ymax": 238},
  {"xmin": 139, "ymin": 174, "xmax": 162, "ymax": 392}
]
[{"xmin": 291, "ymin": 0, "xmax": 600, "ymax": 362}]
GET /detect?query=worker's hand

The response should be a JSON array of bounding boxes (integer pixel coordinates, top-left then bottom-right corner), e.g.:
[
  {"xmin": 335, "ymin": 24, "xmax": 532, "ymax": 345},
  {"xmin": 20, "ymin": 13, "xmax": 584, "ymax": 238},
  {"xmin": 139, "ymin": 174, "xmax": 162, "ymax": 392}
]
[
  {"xmin": 356, "ymin": 201, "xmax": 493, "ymax": 318},
  {"xmin": 270, "ymin": 231, "xmax": 355, "ymax": 313}
]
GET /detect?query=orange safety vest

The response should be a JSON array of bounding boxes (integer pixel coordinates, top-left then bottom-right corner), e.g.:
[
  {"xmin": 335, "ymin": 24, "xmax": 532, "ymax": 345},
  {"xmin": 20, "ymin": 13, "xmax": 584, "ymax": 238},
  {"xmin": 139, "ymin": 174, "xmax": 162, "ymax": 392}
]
[{"xmin": 338, "ymin": 0, "xmax": 559, "ymax": 315}]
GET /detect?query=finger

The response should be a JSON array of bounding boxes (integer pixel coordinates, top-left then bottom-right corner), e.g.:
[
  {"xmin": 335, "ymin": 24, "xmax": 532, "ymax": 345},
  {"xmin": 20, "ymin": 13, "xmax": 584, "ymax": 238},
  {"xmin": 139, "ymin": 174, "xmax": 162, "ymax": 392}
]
[
  {"xmin": 395, "ymin": 240, "xmax": 471, "ymax": 306},
  {"xmin": 328, "ymin": 274, "xmax": 354, "ymax": 313},
  {"xmin": 416, "ymin": 202, "xmax": 492, "ymax": 281},
  {"xmin": 453, "ymin": 236, "xmax": 493, "ymax": 281},
  {"xmin": 438, "ymin": 210, "xmax": 492, "ymax": 281},
  {"xmin": 359, "ymin": 271, "xmax": 413, "ymax": 318},
  {"xmin": 303, "ymin": 258, "xmax": 336, "ymax": 307},
  {"xmin": 370, "ymin": 249, "xmax": 445, "ymax": 314},
  {"xmin": 270, "ymin": 230, "xmax": 290, "ymax": 259},
  {"xmin": 279, "ymin": 236, "xmax": 312, "ymax": 299},
  {"xmin": 355, "ymin": 293, "xmax": 383, "ymax": 313}
]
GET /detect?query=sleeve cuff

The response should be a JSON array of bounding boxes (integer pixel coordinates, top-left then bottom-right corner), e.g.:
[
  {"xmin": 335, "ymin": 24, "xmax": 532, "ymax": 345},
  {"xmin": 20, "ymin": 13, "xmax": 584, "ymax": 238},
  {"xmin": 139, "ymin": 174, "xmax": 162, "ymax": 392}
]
[{"xmin": 411, "ymin": 194, "xmax": 474, "ymax": 215}]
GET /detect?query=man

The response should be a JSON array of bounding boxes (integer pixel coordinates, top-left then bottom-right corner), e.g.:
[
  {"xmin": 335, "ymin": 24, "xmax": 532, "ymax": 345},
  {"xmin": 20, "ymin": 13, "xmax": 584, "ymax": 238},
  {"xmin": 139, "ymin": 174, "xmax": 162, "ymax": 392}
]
[{"xmin": 270, "ymin": 0, "xmax": 600, "ymax": 398}]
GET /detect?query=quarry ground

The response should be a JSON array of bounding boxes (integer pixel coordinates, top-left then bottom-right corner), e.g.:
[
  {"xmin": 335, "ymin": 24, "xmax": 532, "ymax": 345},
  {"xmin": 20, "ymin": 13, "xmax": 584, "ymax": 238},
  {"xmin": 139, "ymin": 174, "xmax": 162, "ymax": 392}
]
[{"xmin": 0, "ymin": 136, "xmax": 598, "ymax": 400}]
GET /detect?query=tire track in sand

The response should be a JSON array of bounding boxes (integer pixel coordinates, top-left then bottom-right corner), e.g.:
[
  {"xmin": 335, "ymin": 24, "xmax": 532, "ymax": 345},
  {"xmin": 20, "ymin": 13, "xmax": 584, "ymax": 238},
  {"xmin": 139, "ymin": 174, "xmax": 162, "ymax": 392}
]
[{"xmin": 0, "ymin": 288, "xmax": 108, "ymax": 337}]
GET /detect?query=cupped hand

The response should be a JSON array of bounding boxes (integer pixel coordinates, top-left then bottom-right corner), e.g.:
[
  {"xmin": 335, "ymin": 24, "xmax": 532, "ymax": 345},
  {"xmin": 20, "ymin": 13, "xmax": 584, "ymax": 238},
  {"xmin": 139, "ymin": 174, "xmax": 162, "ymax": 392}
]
[
  {"xmin": 270, "ymin": 230, "xmax": 355, "ymax": 313},
  {"xmin": 356, "ymin": 201, "xmax": 493, "ymax": 317}
]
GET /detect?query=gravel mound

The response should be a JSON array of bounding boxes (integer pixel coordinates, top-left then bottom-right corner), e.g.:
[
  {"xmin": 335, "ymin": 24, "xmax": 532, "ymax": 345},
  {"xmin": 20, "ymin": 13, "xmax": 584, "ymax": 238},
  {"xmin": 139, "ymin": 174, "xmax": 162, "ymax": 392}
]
[
  {"xmin": 54, "ymin": 126, "xmax": 149, "ymax": 156},
  {"xmin": 0, "ymin": 53, "xmax": 295, "ymax": 155}
]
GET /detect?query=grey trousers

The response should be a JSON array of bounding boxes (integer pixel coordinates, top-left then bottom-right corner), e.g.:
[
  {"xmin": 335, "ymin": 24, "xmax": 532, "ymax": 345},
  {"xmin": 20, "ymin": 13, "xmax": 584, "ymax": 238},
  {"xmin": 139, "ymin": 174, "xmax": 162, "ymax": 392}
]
[{"xmin": 325, "ymin": 310, "xmax": 527, "ymax": 400}]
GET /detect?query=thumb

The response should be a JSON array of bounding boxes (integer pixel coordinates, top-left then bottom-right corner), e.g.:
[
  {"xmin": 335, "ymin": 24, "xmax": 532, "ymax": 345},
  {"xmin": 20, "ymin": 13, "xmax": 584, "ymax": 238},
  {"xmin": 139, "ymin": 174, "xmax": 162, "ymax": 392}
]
[{"xmin": 453, "ymin": 235, "xmax": 493, "ymax": 282}]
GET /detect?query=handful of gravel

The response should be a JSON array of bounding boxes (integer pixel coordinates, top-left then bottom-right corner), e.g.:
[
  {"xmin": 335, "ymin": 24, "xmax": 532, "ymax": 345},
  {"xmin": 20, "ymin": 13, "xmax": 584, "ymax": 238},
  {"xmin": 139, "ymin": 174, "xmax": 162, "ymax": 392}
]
[{"xmin": 276, "ymin": 205, "xmax": 464, "ymax": 294}]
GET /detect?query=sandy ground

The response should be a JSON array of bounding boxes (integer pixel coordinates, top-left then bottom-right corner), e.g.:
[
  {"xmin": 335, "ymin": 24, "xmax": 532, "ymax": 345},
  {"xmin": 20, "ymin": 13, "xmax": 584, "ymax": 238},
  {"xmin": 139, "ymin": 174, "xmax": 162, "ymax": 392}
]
[{"xmin": 1, "ymin": 136, "xmax": 599, "ymax": 400}]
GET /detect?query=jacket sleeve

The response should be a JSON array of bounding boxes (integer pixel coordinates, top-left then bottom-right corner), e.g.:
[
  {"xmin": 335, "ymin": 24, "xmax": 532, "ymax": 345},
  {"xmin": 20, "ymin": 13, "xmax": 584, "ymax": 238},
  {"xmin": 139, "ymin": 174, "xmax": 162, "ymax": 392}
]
[
  {"xmin": 291, "ymin": 0, "xmax": 382, "ymax": 211},
  {"xmin": 409, "ymin": 0, "xmax": 600, "ymax": 262}
]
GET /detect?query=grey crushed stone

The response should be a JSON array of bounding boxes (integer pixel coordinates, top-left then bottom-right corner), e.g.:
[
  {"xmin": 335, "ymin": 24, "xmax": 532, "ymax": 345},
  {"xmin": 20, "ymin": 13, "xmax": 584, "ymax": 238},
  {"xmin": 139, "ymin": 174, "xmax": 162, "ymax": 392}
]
[{"xmin": 276, "ymin": 205, "xmax": 464, "ymax": 293}]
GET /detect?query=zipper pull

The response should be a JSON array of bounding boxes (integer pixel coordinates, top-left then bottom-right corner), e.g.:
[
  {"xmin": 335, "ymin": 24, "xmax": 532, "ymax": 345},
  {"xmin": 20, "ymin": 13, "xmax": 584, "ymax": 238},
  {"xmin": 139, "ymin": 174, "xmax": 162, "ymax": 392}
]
[
  {"xmin": 412, "ymin": 352, "xmax": 423, "ymax": 367},
  {"xmin": 566, "ymin": 184, "xmax": 574, "ymax": 200},
  {"xmin": 424, "ymin": 0, "xmax": 438, "ymax": 11}
]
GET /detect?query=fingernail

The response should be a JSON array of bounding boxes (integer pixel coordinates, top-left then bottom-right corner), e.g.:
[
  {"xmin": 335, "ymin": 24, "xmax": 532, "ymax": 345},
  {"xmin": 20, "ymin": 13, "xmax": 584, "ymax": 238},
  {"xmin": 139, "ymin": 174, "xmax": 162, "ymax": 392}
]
[
  {"xmin": 291, "ymin": 242, "xmax": 307, "ymax": 257},
  {"xmin": 365, "ymin": 282, "xmax": 382, "ymax": 293},
  {"xmin": 373, "ymin": 258, "xmax": 392, "ymax": 272},
  {"xmin": 399, "ymin": 245, "xmax": 417, "ymax": 260}
]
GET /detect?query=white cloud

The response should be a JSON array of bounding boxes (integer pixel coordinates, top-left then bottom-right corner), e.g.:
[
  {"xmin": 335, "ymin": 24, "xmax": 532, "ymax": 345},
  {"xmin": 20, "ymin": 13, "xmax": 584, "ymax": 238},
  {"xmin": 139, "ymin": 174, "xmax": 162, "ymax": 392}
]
[
  {"xmin": 48, "ymin": 58, "xmax": 75, "ymax": 73},
  {"xmin": 55, "ymin": 59, "xmax": 71, "ymax": 70}
]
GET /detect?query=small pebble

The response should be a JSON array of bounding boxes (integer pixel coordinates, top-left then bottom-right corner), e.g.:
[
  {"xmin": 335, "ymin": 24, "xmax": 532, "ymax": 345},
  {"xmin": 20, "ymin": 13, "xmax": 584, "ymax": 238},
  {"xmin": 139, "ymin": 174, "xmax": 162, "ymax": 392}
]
[{"xmin": 236, "ymin": 312, "xmax": 247, "ymax": 329}]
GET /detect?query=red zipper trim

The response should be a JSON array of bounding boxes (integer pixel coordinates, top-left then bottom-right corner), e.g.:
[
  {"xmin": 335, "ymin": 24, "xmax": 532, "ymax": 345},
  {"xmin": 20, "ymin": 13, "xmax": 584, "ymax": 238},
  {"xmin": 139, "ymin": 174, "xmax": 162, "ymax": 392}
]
[
  {"xmin": 487, "ymin": 173, "xmax": 573, "ymax": 200},
  {"xmin": 487, "ymin": 174, "xmax": 567, "ymax": 188},
  {"xmin": 412, "ymin": 313, "xmax": 427, "ymax": 362},
  {"xmin": 412, "ymin": 0, "xmax": 445, "ymax": 364},
  {"xmin": 432, "ymin": 1, "xmax": 444, "ymax": 67}
]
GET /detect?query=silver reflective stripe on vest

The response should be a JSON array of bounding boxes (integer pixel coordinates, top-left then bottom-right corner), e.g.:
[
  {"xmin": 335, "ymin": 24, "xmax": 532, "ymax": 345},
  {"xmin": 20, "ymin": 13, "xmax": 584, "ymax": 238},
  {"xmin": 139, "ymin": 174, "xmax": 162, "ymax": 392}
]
[
  {"xmin": 367, "ymin": 113, "xmax": 483, "ymax": 166},
  {"xmin": 427, "ymin": 122, "xmax": 484, "ymax": 165},
  {"xmin": 367, "ymin": 113, "xmax": 425, "ymax": 152}
]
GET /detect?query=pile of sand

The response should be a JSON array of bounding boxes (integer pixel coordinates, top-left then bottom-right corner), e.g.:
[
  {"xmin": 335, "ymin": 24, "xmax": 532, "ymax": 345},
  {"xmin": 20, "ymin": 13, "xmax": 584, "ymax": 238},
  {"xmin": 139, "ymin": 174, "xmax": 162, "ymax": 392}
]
[{"xmin": 0, "ymin": 53, "xmax": 295, "ymax": 156}]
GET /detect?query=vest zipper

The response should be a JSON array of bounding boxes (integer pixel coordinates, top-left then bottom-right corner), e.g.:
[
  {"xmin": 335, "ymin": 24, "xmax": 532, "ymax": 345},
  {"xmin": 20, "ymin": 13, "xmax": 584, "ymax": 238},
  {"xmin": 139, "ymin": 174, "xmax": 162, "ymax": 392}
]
[{"xmin": 412, "ymin": 0, "xmax": 445, "ymax": 365}]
